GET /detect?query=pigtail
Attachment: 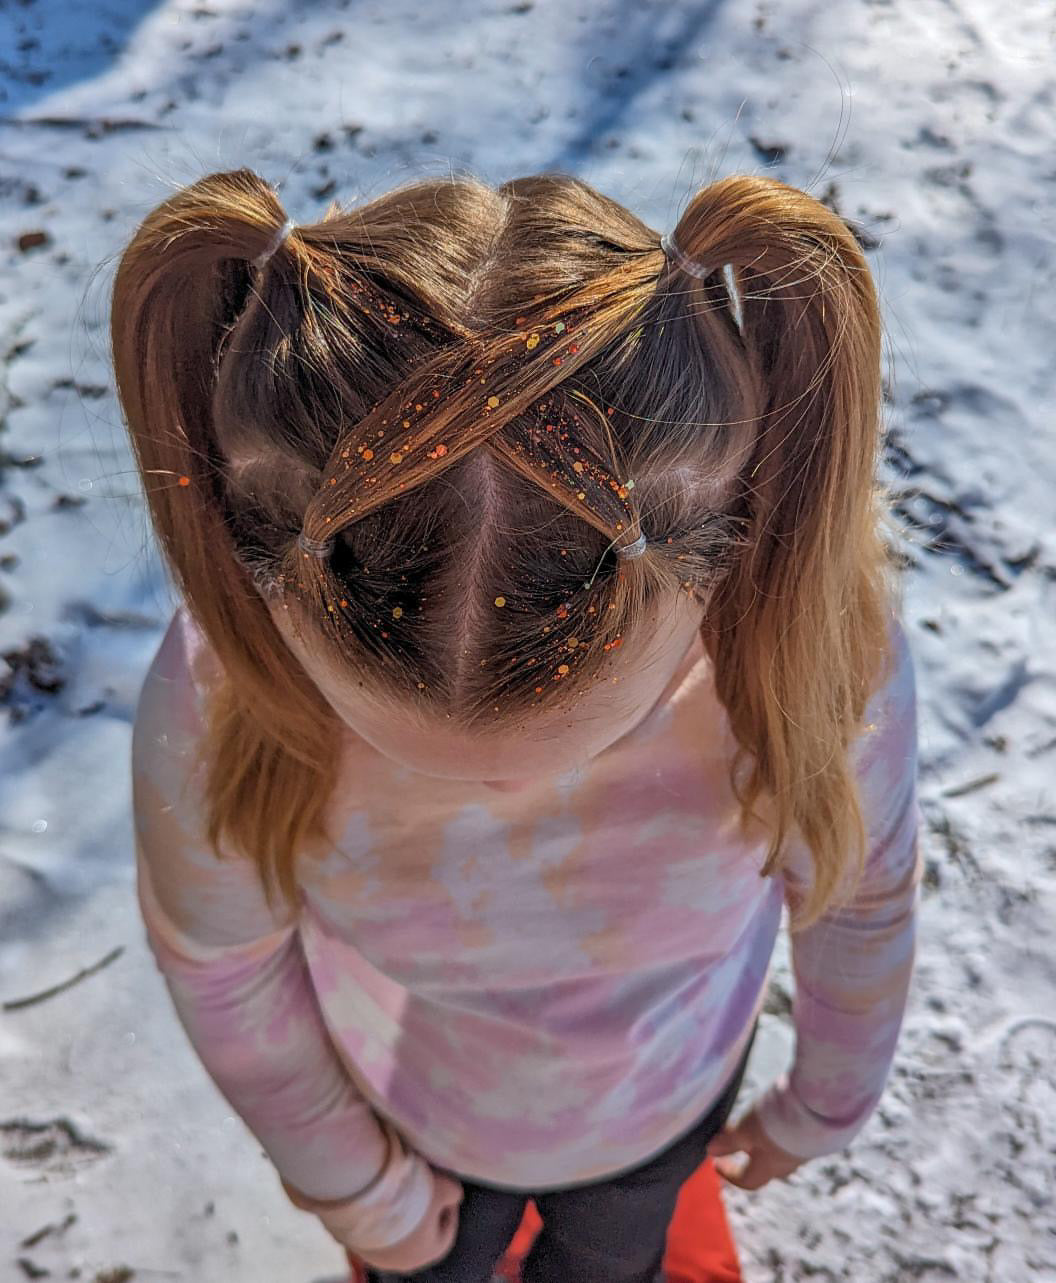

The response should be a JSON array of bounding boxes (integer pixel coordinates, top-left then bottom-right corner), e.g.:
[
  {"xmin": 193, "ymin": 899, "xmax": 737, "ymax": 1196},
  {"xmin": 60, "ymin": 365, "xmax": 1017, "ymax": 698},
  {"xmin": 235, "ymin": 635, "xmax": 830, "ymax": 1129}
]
[
  {"xmin": 666, "ymin": 175, "xmax": 894, "ymax": 930},
  {"xmin": 111, "ymin": 169, "xmax": 342, "ymax": 906}
]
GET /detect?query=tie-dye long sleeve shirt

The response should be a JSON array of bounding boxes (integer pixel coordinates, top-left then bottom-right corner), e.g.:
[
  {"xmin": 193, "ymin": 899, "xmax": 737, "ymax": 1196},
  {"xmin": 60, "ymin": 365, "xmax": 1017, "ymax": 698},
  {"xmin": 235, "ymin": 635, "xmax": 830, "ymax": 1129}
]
[{"xmin": 132, "ymin": 606, "xmax": 922, "ymax": 1248}]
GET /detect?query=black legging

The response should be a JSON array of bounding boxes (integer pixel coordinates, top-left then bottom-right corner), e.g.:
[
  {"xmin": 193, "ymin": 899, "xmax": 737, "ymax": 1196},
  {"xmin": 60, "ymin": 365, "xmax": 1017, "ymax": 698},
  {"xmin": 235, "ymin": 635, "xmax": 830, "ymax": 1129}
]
[{"xmin": 370, "ymin": 1018, "xmax": 757, "ymax": 1283}]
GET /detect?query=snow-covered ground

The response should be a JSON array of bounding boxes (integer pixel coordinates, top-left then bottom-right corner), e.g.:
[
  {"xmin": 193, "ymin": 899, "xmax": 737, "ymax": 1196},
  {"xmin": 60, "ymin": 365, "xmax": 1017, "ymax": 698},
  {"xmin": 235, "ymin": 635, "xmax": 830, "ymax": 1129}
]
[{"xmin": 1, "ymin": 1, "xmax": 1053, "ymax": 1280}]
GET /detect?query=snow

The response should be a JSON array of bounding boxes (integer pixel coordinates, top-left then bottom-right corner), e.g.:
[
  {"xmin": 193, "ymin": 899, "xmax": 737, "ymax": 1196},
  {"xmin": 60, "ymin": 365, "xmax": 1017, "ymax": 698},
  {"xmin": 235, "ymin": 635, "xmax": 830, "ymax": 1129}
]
[{"xmin": 1, "ymin": 0, "xmax": 1053, "ymax": 1279}]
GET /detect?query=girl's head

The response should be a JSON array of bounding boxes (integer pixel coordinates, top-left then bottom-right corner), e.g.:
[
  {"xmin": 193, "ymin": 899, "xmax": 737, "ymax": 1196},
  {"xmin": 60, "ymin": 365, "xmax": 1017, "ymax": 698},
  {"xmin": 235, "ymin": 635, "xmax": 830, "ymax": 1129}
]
[{"xmin": 112, "ymin": 167, "xmax": 895, "ymax": 928}]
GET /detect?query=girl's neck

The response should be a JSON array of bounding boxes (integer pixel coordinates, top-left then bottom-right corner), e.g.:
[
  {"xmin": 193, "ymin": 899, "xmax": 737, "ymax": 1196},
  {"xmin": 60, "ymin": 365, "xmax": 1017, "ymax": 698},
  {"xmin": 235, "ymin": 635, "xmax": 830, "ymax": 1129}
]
[{"xmin": 483, "ymin": 627, "xmax": 705, "ymax": 793}]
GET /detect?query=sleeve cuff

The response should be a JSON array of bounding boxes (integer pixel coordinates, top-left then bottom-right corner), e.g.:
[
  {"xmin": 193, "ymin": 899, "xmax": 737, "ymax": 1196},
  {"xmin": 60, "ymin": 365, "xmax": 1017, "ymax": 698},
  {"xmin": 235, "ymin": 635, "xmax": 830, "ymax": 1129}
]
[
  {"xmin": 283, "ymin": 1118, "xmax": 436, "ymax": 1253},
  {"xmin": 751, "ymin": 1072, "xmax": 873, "ymax": 1160}
]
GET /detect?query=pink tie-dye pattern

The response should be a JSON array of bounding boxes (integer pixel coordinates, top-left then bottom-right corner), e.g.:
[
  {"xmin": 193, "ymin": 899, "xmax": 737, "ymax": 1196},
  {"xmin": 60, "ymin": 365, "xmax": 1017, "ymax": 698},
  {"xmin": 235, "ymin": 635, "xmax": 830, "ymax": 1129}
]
[{"xmin": 132, "ymin": 605, "xmax": 922, "ymax": 1229}]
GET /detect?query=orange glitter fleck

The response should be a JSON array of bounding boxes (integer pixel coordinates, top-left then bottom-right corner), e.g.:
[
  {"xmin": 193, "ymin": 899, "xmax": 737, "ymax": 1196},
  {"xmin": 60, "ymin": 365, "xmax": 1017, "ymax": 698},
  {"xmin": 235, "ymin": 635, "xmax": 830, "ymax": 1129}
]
[
  {"xmin": 362, "ymin": 448, "xmax": 374, "ymax": 461},
  {"xmin": 390, "ymin": 452, "xmax": 403, "ymax": 464},
  {"xmin": 177, "ymin": 475, "xmax": 190, "ymax": 487},
  {"xmin": 557, "ymin": 664, "xmax": 570, "ymax": 675},
  {"xmin": 535, "ymin": 686, "xmax": 543, "ymax": 694},
  {"xmin": 339, "ymin": 599, "xmax": 348, "ymax": 608},
  {"xmin": 552, "ymin": 357, "xmax": 562, "ymax": 366}
]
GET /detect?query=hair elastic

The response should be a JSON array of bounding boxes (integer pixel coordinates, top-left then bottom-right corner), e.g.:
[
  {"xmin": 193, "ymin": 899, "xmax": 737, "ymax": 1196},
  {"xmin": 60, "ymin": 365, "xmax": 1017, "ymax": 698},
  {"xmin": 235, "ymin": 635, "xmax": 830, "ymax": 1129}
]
[
  {"xmin": 614, "ymin": 531, "xmax": 648, "ymax": 560},
  {"xmin": 660, "ymin": 231, "xmax": 718, "ymax": 280},
  {"xmin": 660, "ymin": 232, "xmax": 744, "ymax": 336},
  {"xmin": 297, "ymin": 530, "xmax": 335, "ymax": 559},
  {"xmin": 255, "ymin": 217, "xmax": 297, "ymax": 270}
]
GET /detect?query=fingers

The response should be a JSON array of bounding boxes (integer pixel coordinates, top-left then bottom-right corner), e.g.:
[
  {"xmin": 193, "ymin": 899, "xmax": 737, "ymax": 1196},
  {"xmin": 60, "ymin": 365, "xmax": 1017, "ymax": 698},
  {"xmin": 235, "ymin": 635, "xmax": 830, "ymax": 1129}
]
[
  {"xmin": 707, "ymin": 1108, "xmax": 808, "ymax": 1192},
  {"xmin": 705, "ymin": 1124, "xmax": 746, "ymax": 1158},
  {"xmin": 351, "ymin": 1169, "xmax": 464, "ymax": 1272},
  {"xmin": 709, "ymin": 1120, "xmax": 772, "ymax": 1190},
  {"xmin": 432, "ymin": 1174, "xmax": 463, "ymax": 1254},
  {"xmin": 435, "ymin": 1203, "xmax": 459, "ymax": 1259},
  {"xmin": 434, "ymin": 1173, "xmax": 464, "ymax": 1212},
  {"xmin": 713, "ymin": 1153, "xmax": 768, "ymax": 1191}
]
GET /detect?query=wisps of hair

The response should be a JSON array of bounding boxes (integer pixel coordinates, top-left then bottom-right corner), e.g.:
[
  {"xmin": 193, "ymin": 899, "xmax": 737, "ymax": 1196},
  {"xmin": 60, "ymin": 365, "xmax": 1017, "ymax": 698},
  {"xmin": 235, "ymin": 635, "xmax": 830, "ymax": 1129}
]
[{"xmin": 111, "ymin": 166, "xmax": 895, "ymax": 928}]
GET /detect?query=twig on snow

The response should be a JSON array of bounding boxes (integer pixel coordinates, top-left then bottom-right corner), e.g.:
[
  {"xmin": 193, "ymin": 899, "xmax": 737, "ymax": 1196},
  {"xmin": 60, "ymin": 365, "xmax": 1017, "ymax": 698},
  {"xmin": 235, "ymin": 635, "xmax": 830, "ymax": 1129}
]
[{"xmin": 2, "ymin": 946, "xmax": 124, "ymax": 1012}]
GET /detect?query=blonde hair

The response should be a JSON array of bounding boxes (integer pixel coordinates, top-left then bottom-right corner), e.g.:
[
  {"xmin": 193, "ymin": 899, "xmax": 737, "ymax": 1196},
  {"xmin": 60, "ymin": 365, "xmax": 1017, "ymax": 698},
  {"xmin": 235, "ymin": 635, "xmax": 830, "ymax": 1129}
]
[{"xmin": 111, "ymin": 167, "xmax": 897, "ymax": 930}]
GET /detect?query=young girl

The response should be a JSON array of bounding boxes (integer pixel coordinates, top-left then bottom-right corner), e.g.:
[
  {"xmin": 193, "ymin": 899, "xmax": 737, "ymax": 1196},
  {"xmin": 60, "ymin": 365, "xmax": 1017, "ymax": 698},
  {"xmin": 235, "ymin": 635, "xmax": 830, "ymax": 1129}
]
[{"xmin": 112, "ymin": 167, "xmax": 922, "ymax": 1283}]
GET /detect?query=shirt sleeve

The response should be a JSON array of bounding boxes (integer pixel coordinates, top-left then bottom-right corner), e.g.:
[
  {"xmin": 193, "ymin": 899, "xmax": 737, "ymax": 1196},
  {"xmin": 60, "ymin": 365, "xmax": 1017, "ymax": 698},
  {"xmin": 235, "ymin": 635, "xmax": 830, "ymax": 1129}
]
[
  {"xmin": 752, "ymin": 616, "xmax": 924, "ymax": 1160},
  {"xmin": 131, "ymin": 609, "xmax": 434, "ymax": 1250}
]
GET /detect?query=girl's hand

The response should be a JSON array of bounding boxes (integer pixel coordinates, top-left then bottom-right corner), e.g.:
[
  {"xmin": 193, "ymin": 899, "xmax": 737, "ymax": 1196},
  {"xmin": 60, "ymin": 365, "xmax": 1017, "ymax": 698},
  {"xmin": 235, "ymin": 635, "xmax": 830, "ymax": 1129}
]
[
  {"xmin": 706, "ymin": 1107, "xmax": 807, "ymax": 1190},
  {"xmin": 354, "ymin": 1171, "xmax": 464, "ymax": 1273}
]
